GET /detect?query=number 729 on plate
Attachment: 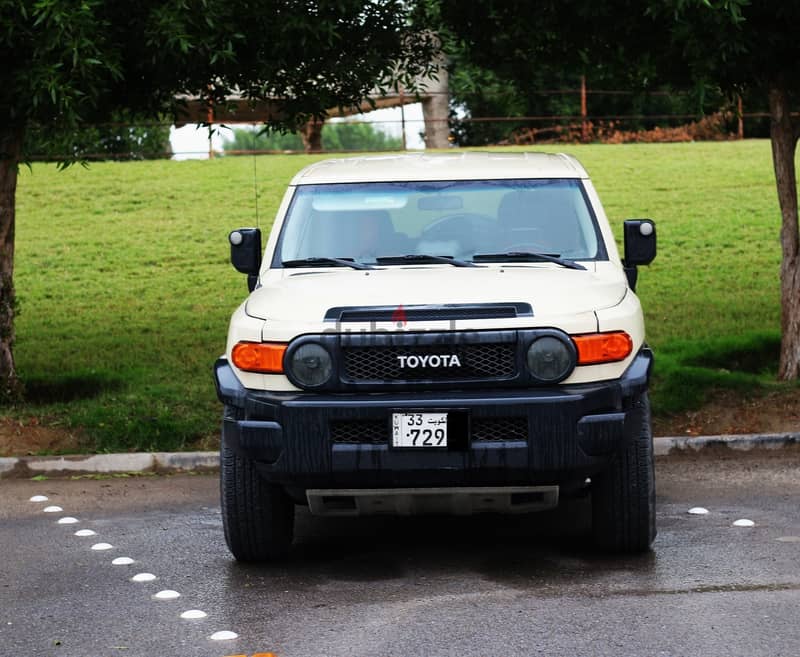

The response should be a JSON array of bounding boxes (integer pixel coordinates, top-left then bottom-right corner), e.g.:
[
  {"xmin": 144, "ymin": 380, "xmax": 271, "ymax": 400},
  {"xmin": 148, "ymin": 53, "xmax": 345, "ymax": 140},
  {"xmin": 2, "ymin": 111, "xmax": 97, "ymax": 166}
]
[{"xmin": 392, "ymin": 412, "xmax": 448, "ymax": 448}]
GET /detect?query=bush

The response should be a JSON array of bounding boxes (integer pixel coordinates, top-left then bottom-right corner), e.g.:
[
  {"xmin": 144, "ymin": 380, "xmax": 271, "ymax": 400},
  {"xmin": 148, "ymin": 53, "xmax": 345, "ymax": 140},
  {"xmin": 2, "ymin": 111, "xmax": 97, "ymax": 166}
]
[
  {"xmin": 25, "ymin": 114, "xmax": 172, "ymax": 161},
  {"xmin": 223, "ymin": 122, "xmax": 402, "ymax": 153}
]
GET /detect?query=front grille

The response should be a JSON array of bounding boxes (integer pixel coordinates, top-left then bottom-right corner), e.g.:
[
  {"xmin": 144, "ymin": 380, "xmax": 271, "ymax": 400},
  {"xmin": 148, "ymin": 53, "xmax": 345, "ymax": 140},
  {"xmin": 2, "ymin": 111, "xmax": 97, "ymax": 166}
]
[
  {"xmin": 472, "ymin": 417, "xmax": 528, "ymax": 442},
  {"xmin": 342, "ymin": 342, "xmax": 516, "ymax": 382},
  {"xmin": 330, "ymin": 420, "xmax": 387, "ymax": 444},
  {"xmin": 329, "ymin": 417, "xmax": 528, "ymax": 444}
]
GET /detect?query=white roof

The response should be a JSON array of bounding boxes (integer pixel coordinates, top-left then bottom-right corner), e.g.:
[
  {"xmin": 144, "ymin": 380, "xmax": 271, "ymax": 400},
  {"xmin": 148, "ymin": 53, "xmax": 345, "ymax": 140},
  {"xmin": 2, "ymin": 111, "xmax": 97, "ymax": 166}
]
[{"xmin": 290, "ymin": 151, "xmax": 589, "ymax": 185}]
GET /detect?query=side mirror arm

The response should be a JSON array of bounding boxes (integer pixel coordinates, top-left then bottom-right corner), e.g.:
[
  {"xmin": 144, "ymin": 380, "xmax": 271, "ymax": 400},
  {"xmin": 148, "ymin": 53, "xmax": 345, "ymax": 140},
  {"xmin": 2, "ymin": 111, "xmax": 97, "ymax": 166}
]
[{"xmin": 623, "ymin": 265, "xmax": 639, "ymax": 291}]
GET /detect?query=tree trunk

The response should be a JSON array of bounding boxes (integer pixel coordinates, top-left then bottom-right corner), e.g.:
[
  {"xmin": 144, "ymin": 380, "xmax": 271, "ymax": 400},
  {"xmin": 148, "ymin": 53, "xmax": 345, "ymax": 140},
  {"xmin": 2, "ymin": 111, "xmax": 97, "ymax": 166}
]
[
  {"xmin": 768, "ymin": 85, "xmax": 800, "ymax": 380},
  {"xmin": 420, "ymin": 54, "xmax": 450, "ymax": 149},
  {"xmin": 301, "ymin": 119, "xmax": 324, "ymax": 153},
  {"xmin": 0, "ymin": 125, "xmax": 23, "ymax": 402}
]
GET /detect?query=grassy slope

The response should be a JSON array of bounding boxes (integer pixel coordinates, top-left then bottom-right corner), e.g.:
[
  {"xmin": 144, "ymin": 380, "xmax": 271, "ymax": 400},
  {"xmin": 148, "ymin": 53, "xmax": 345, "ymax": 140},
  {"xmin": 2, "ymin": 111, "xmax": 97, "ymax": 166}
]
[{"xmin": 9, "ymin": 141, "xmax": 796, "ymax": 452}]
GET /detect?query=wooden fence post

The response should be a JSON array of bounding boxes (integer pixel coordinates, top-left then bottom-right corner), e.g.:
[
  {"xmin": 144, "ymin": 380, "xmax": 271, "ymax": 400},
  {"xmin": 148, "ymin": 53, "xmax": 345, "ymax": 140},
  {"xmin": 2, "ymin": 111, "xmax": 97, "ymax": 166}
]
[
  {"xmin": 581, "ymin": 76, "xmax": 589, "ymax": 142},
  {"xmin": 207, "ymin": 106, "xmax": 215, "ymax": 159},
  {"xmin": 399, "ymin": 89, "xmax": 407, "ymax": 151},
  {"xmin": 737, "ymin": 95, "xmax": 744, "ymax": 140}
]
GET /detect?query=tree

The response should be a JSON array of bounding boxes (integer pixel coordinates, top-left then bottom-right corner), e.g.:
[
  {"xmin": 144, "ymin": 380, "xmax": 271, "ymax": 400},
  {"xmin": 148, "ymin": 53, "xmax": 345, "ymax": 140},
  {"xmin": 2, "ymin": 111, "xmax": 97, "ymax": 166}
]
[
  {"xmin": 0, "ymin": 0, "xmax": 437, "ymax": 401},
  {"xmin": 652, "ymin": 2, "xmax": 800, "ymax": 380},
  {"xmin": 446, "ymin": 53, "xmax": 729, "ymax": 146},
  {"xmin": 437, "ymin": 1, "xmax": 729, "ymax": 145},
  {"xmin": 438, "ymin": 0, "xmax": 800, "ymax": 379}
]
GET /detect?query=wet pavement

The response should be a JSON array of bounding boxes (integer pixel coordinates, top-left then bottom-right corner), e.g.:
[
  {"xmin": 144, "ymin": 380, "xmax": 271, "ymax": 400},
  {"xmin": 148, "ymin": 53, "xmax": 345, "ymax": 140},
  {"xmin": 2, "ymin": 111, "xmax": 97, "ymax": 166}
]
[{"xmin": 1, "ymin": 454, "xmax": 798, "ymax": 657}]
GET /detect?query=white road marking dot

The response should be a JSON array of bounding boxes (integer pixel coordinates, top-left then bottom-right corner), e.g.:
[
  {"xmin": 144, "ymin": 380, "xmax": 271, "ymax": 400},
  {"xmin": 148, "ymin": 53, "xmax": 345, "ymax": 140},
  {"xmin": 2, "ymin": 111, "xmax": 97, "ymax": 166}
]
[
  {"xmin": 29, "ymin": 495, "xmax": 49, "ymax": 502},
  {"xmin": 74, "ymin": 529, "xmax": 97, "ymax": 537},
  {"xmin": 776, "ymin": 536, "xmax": 800, "ymax": 543},
  {"xmin": 153, "ymin": 590, "xmax": 181, "ymax": 600},
  {"xmin": 57, "ymin": 517, "xmax": 79, "ymax": 524},
  {"xmin": 180, "ymin": 610, "xmax": 208, "ymax": 620},
  {"xmin": 91, "ymin": 543, "xmax": 114, "ymax": 551},
  {"xmin": 209, "ymin": 630, "xmax": 238, "ymax": 641},
  {"xmin": 688, "ymin": 507, "xmax": 709, "ymax": 515},
  {"xmin": 43, "ymin": 506, "xmax": 63, "ymax": 513},
  {"xmin": 733, "ymin": 519, "xmax": 755, "ymax": 527},
  {"xmin": 112, "ymin": 557, "xmax": 135, "ymax": 566},
  {"xmin": 131, "ymin": 573, "xmax": 157, "ymax": 582}
]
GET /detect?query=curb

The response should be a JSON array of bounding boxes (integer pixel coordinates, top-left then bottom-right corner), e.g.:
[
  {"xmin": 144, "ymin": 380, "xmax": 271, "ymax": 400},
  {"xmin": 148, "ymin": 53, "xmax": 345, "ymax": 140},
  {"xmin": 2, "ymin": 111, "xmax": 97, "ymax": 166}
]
[
  {"xmin": 652, "ymin": 432, "xmax": 800, "ymax": 457},
  {"xmin": 0, "ymin": 451, "xmax": 218, "ymax": 479},
  {"xmin": 1, "ymin": 433, "xmax": 798, "ymax": 479}
]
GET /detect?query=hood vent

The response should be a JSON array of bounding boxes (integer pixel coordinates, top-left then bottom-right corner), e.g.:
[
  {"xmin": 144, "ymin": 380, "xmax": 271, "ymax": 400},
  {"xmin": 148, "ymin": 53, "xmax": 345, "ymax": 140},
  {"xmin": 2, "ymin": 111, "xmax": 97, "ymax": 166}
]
[{"xmin": 326, "ymin": 303, "xmax": 533, "ymax": 323}]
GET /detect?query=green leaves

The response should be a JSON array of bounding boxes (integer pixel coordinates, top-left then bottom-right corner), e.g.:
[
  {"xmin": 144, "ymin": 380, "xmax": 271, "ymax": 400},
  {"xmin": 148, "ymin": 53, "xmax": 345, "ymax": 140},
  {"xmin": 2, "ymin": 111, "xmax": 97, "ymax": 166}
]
[
  {"xmin": 2, "ymin": 0, "xmax": 120, "ymax": 142},
  {"xmin": 3, "ymin": 0, "xmax": 439, "ymax": 164}
]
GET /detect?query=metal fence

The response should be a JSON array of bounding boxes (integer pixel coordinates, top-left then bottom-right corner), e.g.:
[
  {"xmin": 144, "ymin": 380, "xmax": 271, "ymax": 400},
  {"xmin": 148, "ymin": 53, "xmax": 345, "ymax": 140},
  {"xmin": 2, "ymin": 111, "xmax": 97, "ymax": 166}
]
[{"xmin": 26, "ymin": 83, "xmax": 777, "ymax": 161}]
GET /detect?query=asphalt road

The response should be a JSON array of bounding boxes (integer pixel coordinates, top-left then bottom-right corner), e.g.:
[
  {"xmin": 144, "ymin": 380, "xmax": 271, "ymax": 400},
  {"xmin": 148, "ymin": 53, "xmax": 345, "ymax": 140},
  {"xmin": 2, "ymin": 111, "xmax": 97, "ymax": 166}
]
[{"xmin": 1, "ymin": 454, "xmax": 799, "ymax": 657}]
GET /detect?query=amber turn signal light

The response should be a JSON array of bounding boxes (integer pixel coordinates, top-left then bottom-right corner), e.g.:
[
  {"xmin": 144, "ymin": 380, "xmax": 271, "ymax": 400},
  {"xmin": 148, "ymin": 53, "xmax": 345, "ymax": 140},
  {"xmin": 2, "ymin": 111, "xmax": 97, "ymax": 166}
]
[
  {"xmin": 572, "ymin": 332, "xmax": 633, "ymax": 365},
  {"xmin": 231, "ymin": 341, "xmax": 287, "ymax": 373}
]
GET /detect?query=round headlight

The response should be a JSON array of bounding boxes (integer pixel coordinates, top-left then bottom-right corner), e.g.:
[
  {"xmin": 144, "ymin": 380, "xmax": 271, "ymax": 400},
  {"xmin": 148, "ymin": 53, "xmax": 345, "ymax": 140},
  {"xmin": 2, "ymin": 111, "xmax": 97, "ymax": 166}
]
[
  {"xmin": 526, "ymin": 336, "xmax": 574, "ymax": 383},
  {"xmin": 288, "ymin": 343, "xmax": 333, "ymax": 387}
]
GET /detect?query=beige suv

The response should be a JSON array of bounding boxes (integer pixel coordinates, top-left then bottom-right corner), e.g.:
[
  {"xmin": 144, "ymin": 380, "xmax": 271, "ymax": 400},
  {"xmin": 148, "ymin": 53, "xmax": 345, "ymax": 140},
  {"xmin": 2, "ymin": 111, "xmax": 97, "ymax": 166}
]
[{"xmin": 215, "ymin": 152, "xmax": 657, "ymax": 561}]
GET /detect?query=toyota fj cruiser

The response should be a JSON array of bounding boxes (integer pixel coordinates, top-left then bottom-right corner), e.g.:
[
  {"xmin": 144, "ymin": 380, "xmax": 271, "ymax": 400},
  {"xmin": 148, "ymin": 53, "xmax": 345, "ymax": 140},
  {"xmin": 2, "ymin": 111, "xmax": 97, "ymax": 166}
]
[{"xmin": 214, "ymin": 152, "xmax": 657, "ymax": 561}]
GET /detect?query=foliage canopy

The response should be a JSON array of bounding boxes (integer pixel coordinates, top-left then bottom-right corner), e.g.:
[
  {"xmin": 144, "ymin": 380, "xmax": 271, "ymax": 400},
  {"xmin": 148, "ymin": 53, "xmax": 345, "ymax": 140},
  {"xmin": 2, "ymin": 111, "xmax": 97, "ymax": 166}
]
[{"xmin": 1, "ymin": 0, "xmax": 437, "ymax": 153}]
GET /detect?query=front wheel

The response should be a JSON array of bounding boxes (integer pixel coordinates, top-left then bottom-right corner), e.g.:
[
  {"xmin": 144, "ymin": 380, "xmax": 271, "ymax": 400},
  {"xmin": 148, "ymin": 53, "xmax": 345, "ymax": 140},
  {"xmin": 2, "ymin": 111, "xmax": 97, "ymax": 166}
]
[
  {"xmin": 220, "ymin": 411, "xmax": 295, "ymax": 561},
  {"xmin": 591, "ymin": 393, "xmax": 656, "ymax": 553}
]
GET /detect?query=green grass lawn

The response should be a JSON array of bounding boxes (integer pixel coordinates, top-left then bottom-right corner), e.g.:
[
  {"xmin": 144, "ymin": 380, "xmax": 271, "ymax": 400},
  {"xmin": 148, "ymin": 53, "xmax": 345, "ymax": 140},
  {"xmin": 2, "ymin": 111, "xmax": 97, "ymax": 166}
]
[{"xmin": 7, "ymin": 141, "xmax": 797, "ymax": 452}]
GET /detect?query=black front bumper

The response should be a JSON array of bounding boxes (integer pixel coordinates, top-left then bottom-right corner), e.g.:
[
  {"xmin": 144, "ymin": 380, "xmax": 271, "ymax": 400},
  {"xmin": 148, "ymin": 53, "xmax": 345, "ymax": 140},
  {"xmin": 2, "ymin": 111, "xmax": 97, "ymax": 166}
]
[{"xmin": 214, "ymin": 350, "xmax": 653, "ymax": 490}]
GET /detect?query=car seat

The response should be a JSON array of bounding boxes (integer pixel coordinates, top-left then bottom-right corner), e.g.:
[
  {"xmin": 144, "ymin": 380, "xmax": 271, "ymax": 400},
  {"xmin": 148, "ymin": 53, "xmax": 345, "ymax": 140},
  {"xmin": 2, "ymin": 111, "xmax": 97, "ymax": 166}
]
[{"xmin": 496, "ymin": 188, "xmax": 584, "ymax": 255}]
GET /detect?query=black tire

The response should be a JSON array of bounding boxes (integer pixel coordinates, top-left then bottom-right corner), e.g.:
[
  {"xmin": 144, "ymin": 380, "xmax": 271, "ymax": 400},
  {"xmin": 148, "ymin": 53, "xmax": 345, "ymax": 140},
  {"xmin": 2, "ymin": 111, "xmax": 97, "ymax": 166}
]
[
  {"xmin": 220, "ymin": 411, "xmax": 295, "ymax": 562},
  {"xmin": 591, "ymin": 392, "xmax": 656, "ymax": 553}
]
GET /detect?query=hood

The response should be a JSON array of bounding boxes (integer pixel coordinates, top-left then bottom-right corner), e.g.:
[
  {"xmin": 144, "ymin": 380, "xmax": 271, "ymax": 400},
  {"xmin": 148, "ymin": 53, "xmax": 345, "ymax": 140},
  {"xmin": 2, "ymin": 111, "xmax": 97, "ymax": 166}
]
[{"xmin": 246, "ymin": 265, "xmax": 627, "ymax": 323}]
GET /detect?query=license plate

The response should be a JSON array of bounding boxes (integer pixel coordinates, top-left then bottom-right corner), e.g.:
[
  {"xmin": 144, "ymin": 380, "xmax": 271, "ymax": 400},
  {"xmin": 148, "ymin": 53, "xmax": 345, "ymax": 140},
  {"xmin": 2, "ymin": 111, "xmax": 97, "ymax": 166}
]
[{"xmin": 392, "ymin": 412, "xmax": 448, "ymax": 448}]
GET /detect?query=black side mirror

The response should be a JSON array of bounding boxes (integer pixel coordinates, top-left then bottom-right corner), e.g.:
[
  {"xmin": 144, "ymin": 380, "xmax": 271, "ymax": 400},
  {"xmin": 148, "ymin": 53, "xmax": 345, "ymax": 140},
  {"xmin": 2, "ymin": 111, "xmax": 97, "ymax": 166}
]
[
  {"xmin": 623, "ymin": 219, "xmax": 656, "ymax": 265},
  {"xmin": 623, "ymin": 219, "xmax": 656, "ymax": 291},
  {"xmin": 229, "ymin": 228, "xmax": 262, "ymax": 292}
]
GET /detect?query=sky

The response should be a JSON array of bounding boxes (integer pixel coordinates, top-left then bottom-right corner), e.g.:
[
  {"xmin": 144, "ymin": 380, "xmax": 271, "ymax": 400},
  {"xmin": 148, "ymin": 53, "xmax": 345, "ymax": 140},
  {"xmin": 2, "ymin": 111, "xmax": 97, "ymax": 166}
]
[{"xmin": 169, "ymin": 103, "xmax": 426, "ymax": 159}]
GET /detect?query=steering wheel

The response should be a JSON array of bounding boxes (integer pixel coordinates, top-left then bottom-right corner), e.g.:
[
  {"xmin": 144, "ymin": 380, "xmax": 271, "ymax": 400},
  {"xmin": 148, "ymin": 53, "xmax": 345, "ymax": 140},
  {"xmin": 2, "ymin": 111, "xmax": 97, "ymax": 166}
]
[{"xmin": 421, "ymin": 213, "xmax": 495, "ymax": 241}]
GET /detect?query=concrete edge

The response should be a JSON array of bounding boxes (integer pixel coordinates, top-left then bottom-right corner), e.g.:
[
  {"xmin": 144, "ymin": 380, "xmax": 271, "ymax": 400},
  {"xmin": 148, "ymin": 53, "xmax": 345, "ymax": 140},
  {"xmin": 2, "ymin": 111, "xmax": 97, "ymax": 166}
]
[
  {"xmin": 0, "ymin": 452, "xmax": 218, "ymax": 479},
  {"xmin": 652, "ymin": 432, "xmax": 800, "ymax": 457},
  {"xmin": 1, "ymin": 434, "xmax": 798, "ymax": 479}
]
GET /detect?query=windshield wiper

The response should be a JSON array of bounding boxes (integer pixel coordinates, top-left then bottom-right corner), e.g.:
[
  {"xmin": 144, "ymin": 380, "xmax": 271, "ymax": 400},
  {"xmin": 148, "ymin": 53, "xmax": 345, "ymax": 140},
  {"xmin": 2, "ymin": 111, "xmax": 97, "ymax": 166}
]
[
  {"xmin": 376, "ymin": 254, "xmax": 480, "ymax": 268},
  {"xmin": 281, "ymin": 257, "xmax": 376, "ymax": 271},
  {"xmin": 473, "ymin": 252, "xmax": 587, "ymax": 271}
]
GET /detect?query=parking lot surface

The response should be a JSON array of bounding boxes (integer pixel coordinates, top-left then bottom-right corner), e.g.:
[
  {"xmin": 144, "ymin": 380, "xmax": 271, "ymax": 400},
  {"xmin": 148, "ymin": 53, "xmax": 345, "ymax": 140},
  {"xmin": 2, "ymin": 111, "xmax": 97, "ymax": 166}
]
[{"xmin": 1, "ymin": 454, "xmax": 798, "ymax": 657}]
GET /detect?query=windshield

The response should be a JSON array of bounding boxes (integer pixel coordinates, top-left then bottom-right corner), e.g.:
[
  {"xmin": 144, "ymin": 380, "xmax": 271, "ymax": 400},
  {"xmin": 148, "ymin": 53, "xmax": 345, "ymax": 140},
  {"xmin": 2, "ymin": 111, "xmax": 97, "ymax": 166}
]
[{"xmin": 274, "ymin": 179, "xmax": 605, "ymax": 267}]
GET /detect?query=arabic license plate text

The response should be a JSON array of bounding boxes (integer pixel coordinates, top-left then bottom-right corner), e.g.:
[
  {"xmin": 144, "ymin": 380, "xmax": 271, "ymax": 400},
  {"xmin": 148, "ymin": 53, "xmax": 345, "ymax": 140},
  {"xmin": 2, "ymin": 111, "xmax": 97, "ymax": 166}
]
[{"xmin": 392, "ymin": 412, "xmax": 448, "ymax": 448}]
